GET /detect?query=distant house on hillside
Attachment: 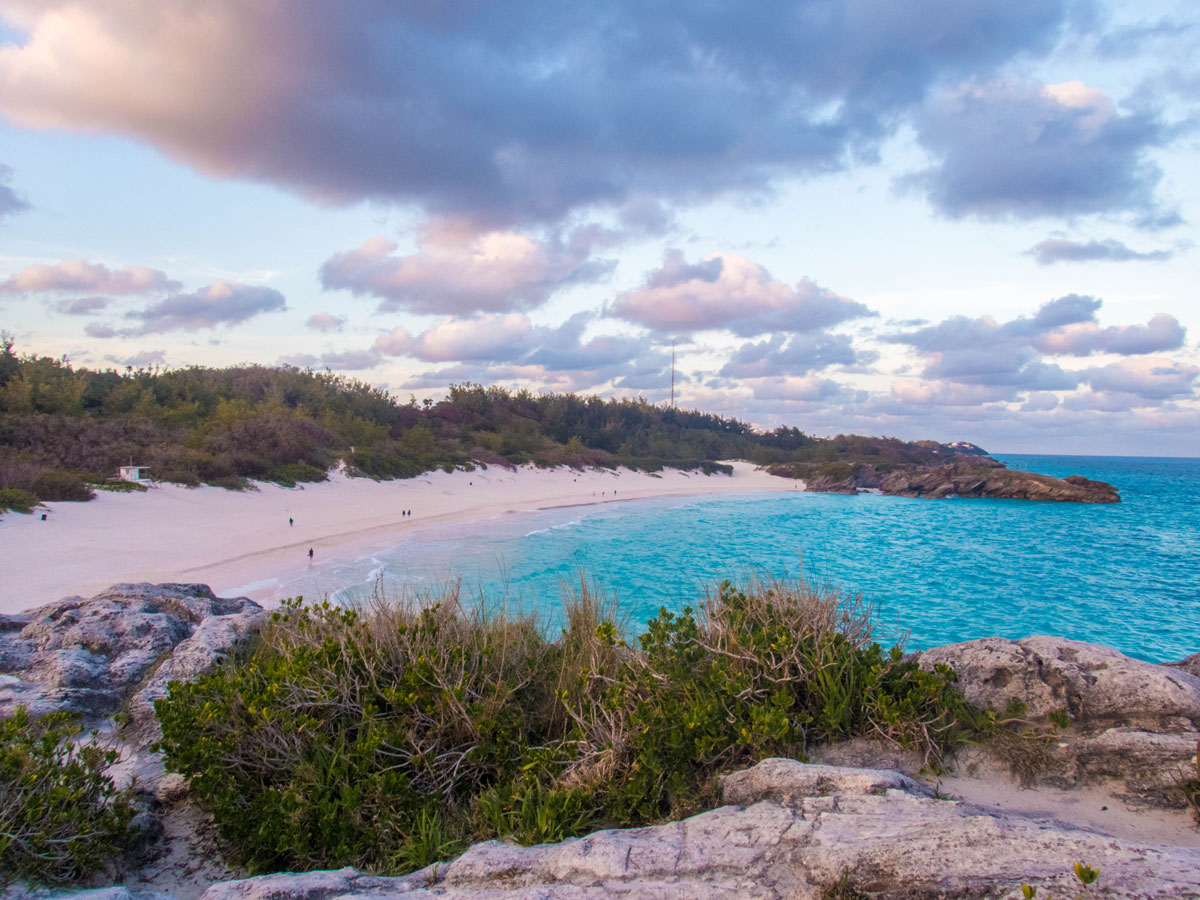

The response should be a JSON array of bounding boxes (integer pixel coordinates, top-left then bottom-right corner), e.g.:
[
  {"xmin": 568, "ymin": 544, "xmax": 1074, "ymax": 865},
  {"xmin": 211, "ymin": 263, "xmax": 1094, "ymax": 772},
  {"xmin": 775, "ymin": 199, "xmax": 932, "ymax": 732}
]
[{"xmin": 118, "ymin": 465, "xmax": 152, "ymax": 484}]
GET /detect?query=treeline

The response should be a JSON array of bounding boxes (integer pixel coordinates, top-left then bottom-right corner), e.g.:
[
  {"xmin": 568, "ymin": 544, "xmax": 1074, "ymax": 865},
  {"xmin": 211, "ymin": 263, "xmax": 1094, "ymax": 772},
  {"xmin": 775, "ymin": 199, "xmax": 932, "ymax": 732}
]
[{"xmin": 0, "ymin": 334, "xmax": 974, "ymax": 509}]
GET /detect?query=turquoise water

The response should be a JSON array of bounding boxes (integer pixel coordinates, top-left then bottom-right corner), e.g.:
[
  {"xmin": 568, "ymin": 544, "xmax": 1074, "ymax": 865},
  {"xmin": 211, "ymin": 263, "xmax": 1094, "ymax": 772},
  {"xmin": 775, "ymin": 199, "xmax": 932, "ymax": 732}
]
[{"xmin": 275, "ymin": 455, "xmax": 1200, "ymax": 662}]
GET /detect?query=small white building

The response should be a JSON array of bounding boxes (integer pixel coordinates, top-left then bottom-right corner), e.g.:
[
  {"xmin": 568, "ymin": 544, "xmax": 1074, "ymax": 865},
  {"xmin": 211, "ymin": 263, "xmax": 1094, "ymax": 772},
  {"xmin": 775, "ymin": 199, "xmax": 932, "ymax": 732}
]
[{"xmin": 118, "ymin": 465, "xmax": 152, "ymax": 484}]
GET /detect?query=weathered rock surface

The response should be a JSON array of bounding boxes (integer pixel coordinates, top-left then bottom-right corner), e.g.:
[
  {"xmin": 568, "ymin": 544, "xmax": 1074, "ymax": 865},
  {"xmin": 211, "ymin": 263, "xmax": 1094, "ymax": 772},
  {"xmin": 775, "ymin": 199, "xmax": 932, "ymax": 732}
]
[
  {"xmin": 920, "ymin": 635, "xmax": 1200, "ymax": 727},
  {"xmin": 920, "ymin": 636, "xmax": 1200, "ymax": 807},
  {"xmin": 59, "ymin": 759, "xmax": 1190, "ymax": 900},
  {"xmin": 1167, "ymin": 653, "xmax": 1200, "ymax": 680},
  {"xmin": 0, "ymin": 583, "xmax": 263, "ymax": 727}
]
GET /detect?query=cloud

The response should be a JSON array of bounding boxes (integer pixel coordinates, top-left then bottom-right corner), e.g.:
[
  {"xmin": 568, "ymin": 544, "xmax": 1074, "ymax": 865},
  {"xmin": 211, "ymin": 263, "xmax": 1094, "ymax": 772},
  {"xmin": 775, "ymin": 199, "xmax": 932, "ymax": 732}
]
[
  {"xmin": 0, "ymin": 163, "xmax": 27, "ymax": 219},
  {"xmin": 104, "ymin": 349, "xmax": 166, "ymax": 368},
  {"xmin": 122, "ymin": 281, "xmax": 286, "ymax": 334},
  {"xmin": 54, "ymin": 296, "xmax": 110, "ymax": 315},
  {"xmin": 375, "ymin": 314, "xmax": 536, "ymax": 363},
  {"xmin": 305, "ymin": 311, "xmax": 345, "ymax": 332},
  {"xmin": 0, "ymin": 1, "xmax": 1077, "ymax": 226},
  {"xmin": 84, "ymin": 322, "xmax": 117, "ymax": 338},
  {"xmin": 281, "ymin": 348, "xmax": 382, "ymax": 371},
  {"xmin": 905, "ymin": 80, "xmax": 1173, "ymax": 225},
  {"xmin": 884, "ymin": 294, "xmax": 1188, "ymax": 398},
  {"xmin": 752, "ymin": 376, "xmax": 847, "ymax": 403},
  {"xmin": 321, "ymin": 223, "xmax": 613, "ymax": 315},
  {"xmin": 1033, "ymin": 313, "xmax": 1185, "ymax": 356},
  {"xmin": 610, "ymin": 250, "xmax": 872, "ymax": 336},
  {"xmin": 377, "ymin": 311, "xmax": 668, "ymax": 391},
  {"xmin": 0, "ymin": 259, "xmax": 180, "ymax": 294},
  {"xmin": 719, "ymin": 332, "xmax": 863, "ymax": 378},
  {"xmin": 1028, "ymin": 237, "xmax": 1174, "ymax": 264},
  {"xmin": 1083, "ymin": 358, "xmax": 1198, "ymax": 400}
]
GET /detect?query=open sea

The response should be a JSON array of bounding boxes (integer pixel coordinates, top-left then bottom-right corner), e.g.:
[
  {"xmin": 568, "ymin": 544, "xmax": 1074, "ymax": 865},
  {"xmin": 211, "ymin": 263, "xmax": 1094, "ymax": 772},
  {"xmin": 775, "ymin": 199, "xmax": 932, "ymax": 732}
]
[{"xmin": 274, "ymin": 455, "xmax": 1200, "ymax": 662}]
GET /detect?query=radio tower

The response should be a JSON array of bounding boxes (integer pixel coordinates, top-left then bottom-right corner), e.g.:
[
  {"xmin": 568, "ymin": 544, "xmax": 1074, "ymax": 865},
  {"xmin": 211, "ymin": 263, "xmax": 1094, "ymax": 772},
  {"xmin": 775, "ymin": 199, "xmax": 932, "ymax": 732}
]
[{"xmin": 670, "ymin": 340, "xmax": 676, "ymax": 408}]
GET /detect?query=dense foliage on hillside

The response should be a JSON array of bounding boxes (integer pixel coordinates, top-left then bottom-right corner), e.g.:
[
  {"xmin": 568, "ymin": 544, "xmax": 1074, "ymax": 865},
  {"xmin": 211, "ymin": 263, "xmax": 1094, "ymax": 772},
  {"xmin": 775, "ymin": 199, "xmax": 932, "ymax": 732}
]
[{"xmin": 0, "ymin": 334, "xmax": 971, "ymax": 509}]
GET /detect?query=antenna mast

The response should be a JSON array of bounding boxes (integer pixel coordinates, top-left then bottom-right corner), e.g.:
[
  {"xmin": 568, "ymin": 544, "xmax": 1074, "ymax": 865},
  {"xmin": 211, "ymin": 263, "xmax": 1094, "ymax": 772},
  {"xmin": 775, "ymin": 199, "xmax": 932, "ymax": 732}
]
[{"xmin": 670, "ymin": 340, "xmax": 675, "ymax": 407}]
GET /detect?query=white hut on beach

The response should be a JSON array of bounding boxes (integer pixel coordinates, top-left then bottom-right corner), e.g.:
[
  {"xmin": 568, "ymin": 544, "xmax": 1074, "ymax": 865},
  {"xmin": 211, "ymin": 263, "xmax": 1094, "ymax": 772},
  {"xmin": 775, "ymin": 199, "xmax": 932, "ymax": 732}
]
[{"xmin": 118, "ymin": 465, "xmax": 152, "ymax": 484}]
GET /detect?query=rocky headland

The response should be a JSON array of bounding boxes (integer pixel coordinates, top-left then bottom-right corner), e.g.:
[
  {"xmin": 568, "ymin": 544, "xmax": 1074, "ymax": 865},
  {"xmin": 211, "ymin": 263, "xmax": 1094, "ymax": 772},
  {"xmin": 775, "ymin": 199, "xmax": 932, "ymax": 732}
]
[
  {"xmin": 770, "ymin": 453, "xmax": 1121, "ymax": 503},
  {"xmin": 2, "ymin": 584, "xmax": 1197, "ymax": 900}
]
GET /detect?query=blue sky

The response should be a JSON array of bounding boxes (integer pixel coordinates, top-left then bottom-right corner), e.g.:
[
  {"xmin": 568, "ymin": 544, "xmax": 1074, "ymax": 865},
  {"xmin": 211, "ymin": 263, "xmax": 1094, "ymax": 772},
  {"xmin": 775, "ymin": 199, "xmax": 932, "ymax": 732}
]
[{"xmin": 0, "ymin": 0, "xmax": 1196, "ymax": 455}]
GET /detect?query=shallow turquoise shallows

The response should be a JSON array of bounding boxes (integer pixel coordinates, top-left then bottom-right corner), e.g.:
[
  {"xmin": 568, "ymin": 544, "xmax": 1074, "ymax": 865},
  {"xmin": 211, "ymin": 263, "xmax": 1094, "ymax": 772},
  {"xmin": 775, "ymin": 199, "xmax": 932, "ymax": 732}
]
[{"xmin": 278, "ymin": 455, "xmax": 1200, "ymax": 662}]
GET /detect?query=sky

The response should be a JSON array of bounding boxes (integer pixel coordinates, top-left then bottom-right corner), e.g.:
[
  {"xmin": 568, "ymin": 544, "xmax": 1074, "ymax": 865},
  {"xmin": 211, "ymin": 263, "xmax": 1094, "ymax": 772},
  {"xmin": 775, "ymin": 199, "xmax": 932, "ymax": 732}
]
[{"xmin": 0, "ymin": 1, "xmax": 1197, "ymax": 456}]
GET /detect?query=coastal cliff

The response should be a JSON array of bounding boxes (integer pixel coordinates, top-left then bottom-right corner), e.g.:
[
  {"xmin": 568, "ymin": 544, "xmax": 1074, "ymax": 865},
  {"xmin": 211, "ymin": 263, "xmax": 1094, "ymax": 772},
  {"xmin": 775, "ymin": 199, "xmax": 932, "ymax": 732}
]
[
  {"xmin": 770, "ymin": 454, "xmax": 1121, "ymax": 502},
  {"xmin": 2, "ymin": 583, "xmax": 1196, "ymax": 899}
]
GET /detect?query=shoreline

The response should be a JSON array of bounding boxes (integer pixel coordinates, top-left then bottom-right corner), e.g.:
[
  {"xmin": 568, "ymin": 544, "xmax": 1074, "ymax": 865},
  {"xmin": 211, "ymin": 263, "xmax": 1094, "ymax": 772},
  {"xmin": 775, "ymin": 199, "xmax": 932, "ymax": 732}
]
[{"xmin": 0, "ymin": 461, "xmax": 799, "ymax": 616}]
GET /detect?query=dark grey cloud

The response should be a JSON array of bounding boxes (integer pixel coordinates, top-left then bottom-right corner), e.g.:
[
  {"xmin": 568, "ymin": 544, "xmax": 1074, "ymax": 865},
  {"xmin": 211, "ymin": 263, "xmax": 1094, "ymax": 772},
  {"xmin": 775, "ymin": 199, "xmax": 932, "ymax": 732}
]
[
  {"xmin": 0, "ymin": 1, "xmax": 1080, "ymax": 227},
  {"xmin": 904, "ymin": 80, "xmax": 1173, "ymax": 225},
  {"xmin": 1029, "ymin": 237, "xmax": 1174, "ymax": 264},
  {"xmin": 122, "ymin": 281, "xmax": 286, "ymax": 334},
  {"xmin": 610, "ymin": 250, "xmax": 873, "ymax": 337},
  {"xmin": 0, "ymin": 163, "xmax": 27, "ymax": 220}
]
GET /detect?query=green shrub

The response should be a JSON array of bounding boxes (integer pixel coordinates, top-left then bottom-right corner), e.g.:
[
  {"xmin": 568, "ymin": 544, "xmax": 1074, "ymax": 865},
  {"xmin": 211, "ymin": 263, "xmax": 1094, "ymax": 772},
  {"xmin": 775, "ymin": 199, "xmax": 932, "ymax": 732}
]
[
  {"xmin": 90, "ymin": 480, "xmax": 149, "ymax": 493},
  {"xmin": 0, "ymin": 707, "xmax": 140, "ymax": 885},
  {"xmin": 0, "ymin": 487, "xmax": 40, "ymax": 514},
  {"xmin": 267, "ymin": 463, "xmax": 328, "ymax": 486},
  {"xmin": 30, "ymin": 471, "xmax": 95, "ymax": 502},
  {"xmin": 155, "ymin": 579, "xmax": 976, "ymax": 876}
]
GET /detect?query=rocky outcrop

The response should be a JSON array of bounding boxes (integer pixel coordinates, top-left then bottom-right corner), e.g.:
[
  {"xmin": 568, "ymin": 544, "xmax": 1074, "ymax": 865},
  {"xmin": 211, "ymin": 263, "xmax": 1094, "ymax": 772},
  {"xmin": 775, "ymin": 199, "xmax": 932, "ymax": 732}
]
[
  {"xmin": 919, "ymin": 636, "xmax": 1200, "ymax": 727},
  {"xmin": 0, "ymin": 583, "xmax": 263, "ymax": 728},
  {"xmin": 21, "ymin": 759, "xmax": 1198, "ymax": 900},
  {"xmin": 920, "ymin": 636, "xmax": 1200, "ymax": 807},
  {"xmin": 775, "ymin": 456, "xmax": 1120, "ymax": 503}
]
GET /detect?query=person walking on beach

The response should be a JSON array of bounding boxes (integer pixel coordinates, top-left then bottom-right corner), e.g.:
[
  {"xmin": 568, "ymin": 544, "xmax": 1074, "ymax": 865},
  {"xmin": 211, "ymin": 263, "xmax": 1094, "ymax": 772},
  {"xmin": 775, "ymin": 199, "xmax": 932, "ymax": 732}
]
[
  {"xmin": 308, "ymin": 547, "xmax": 313, "ymax": 562},
  {"xmin": 289, "ymin": 517, "xmax": 293, "ymax": 526}
]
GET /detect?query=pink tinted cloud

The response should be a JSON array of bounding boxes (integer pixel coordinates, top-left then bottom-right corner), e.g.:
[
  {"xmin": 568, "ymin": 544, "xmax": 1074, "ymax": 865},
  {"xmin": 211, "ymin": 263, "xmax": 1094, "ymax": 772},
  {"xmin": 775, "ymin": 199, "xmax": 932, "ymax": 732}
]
[
  {"xmin": 321, "ymin": 224, "xmax": 612, "ymax": 315},
  {"xmin": 374, "ymin": 314, "xmax": 535, "ymax": 362},
  {"xmin": 0, "ymin": 259, "xmax": 180, "ymax": 294},
  {"xmin": 610, "ymin": 250, "xmax": 872, "ymax": 336}
]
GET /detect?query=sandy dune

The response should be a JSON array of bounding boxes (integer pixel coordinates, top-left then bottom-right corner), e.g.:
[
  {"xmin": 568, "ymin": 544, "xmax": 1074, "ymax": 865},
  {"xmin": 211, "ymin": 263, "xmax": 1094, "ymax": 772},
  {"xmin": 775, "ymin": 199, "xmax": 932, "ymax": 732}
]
[{"xmin": 0, "ymin": 461, "xmax": 799, "ymax": 615}]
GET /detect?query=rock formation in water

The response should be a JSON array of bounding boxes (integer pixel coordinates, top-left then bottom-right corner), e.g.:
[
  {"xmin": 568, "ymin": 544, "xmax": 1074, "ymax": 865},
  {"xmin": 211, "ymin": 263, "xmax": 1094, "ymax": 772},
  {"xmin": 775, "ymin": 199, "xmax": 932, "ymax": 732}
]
[
  {"xmin": 3, "ymin": 584, "xmax": 1198, "ymax": 900},
  {"xmin": 775, "ymin": 455, "xmax": 1121, "ymax": 503}
]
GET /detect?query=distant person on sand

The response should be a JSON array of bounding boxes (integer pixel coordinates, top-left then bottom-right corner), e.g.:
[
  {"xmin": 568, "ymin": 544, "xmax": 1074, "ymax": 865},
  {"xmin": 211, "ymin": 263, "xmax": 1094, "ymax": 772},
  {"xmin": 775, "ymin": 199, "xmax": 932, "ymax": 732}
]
[
  {"xmin": 308, "ymin": 547, "xmax": 313, "ymax": 562},
  {"xmin": 289, "ymin": 517, "xmax": 293, "ymax": 526}
]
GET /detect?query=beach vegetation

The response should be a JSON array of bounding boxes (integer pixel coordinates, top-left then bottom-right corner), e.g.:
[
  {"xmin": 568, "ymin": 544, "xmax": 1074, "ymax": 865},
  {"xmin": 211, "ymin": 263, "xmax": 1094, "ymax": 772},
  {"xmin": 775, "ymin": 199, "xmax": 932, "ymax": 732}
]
[
  {"xmin": 0, "ymin": 706, "xmax": 140, "ymax": 885},
  {"xmin": 0, "ymin": 338, "xmax": 991, "ymax": 509},
  {"xmin": 0, "ymin": 487, "xmax": 40, "ymax": 514},
  {"xmin": 154, "ymin": 577, "xmax": 977, "ymax": 876}
]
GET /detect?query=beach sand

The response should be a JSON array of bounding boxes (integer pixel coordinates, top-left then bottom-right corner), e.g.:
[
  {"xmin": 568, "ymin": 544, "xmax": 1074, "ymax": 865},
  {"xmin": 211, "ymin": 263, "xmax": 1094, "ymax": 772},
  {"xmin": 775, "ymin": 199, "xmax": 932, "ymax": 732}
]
[{"xmin": 0, "ymin": 461, "xmax": 799, "ymax": 615}]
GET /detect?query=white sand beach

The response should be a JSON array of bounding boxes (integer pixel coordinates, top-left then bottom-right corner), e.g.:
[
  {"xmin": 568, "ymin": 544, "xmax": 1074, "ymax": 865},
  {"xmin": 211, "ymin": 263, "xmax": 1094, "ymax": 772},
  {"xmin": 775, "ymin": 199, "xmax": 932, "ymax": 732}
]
[{"xmin": 0, "ymin": 461, "xmax": 799, "ymax": 615}]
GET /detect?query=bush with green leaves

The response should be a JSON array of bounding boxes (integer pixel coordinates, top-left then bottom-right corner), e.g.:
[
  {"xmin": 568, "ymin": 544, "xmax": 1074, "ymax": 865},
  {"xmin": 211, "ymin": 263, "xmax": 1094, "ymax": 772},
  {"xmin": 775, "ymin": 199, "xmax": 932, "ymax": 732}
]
[
  {"xmin": 0, "ymin": 707, "xmax": 139, "ymax": 885},
  {"xmin": 0, "ymin": 488, "xmax": 40, "ymax": 514},
  {"xmin": 155, "ymin": 578, "xmax": 976, "ymax": 876}
]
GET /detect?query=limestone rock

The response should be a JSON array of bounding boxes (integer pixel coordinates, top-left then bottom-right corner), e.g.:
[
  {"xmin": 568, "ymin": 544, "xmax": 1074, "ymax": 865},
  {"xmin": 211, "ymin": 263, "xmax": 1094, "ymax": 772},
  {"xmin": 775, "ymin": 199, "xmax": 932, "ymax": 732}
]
[
  {"xmin": 919, "ymin": 635, "xmax": 1200, "ymax": 726},
  {"xmin": 1046, "ymin": 728, "xmax": 1200, "ymax": 808},
  {"xmin": 1167, "ymin": 653, "xmax": 1200, "ymax": 680},
  {"xmin": 0, "ymin": 583, "xmax": 263, "ymax": 727},
  {"xmin": 190, "ymin": 758, "xmax": 1200, "ymax": 900}
]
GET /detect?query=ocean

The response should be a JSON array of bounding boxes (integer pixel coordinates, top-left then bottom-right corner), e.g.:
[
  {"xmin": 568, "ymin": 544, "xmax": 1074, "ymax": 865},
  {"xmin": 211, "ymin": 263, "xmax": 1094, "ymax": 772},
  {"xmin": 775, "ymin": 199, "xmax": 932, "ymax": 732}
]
[{"xmin": 271, "ymin": 455, "xmax": 1200, "ymax": 662}]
